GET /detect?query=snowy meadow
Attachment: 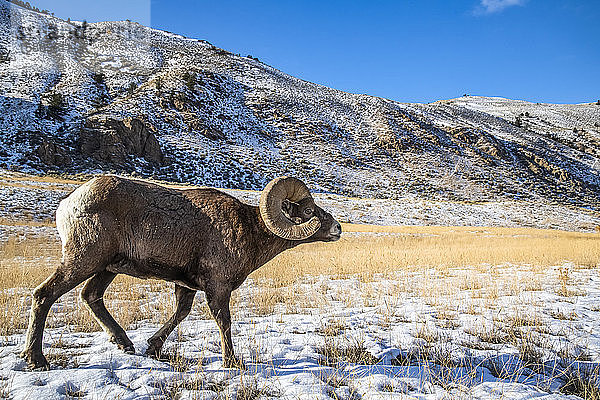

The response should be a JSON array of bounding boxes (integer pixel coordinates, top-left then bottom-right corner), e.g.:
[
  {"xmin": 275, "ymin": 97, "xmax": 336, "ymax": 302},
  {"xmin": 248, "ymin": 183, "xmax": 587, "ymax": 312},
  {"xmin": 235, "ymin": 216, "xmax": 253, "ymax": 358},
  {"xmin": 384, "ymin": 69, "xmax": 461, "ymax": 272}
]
[{"xmin": 1, "ymin": 173, "xmax": 600, "ymax": 399}]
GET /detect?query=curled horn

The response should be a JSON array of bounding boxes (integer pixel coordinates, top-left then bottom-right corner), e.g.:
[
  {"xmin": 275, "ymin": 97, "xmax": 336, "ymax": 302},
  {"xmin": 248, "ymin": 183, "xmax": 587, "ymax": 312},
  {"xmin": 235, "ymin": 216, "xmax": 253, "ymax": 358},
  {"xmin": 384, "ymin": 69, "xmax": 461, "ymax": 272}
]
[{"xmin": 259, "ymin": 177, "xmax": 321, "ymax": 240}]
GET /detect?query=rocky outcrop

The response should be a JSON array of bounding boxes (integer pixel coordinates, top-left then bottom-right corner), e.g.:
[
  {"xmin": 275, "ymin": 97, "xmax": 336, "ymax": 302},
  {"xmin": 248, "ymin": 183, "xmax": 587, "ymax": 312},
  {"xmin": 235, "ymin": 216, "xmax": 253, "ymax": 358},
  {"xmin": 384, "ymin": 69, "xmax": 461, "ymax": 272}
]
[
  {"xmin": 79, "ymin": 117, "xmax": 165, "ymax": 166},
  {"xmin": 35, "ymin": 138, "xmax": 71, "ymax": 166},
  {"xmin": 448, "ymin": 127, "xmax": 509, "ymax": 161}
]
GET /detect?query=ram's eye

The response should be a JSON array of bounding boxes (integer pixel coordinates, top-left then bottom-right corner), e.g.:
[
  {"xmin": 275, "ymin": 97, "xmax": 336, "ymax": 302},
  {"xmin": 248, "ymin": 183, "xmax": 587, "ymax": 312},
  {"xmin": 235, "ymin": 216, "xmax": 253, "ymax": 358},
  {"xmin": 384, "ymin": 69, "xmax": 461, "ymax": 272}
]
[{"xmin": 304, "ymin": 208, "xmax": 313, "ymax": 216}]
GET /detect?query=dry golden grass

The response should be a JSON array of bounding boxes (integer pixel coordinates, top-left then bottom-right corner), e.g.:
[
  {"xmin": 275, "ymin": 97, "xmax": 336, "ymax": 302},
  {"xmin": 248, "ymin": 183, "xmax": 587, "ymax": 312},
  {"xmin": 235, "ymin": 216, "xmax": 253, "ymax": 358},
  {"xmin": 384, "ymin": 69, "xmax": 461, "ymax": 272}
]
[
  {"xmin": 0, "ymin": 235, "xmax": 175, "ymax": 335},
  {"xmin": 249, "ymin": 286, "xmax": 287, "ymax": 316},
  {"xmin": 318, "ymin": 318, "xmax": 347, "ymax": 337},
  {"xmin": 0, "ymin": 292, "xmax": 30, "ymax": 336},
  {"xmin": 0, "ymin": 180, "xmax": 74, "ymax": 192},
  {"xmin": 251, "ymin": 224, "xmax": 600, "ymax": 285},
  {"xmin": 316, "ymin": 336, "xmax": 379, "ymax": 366},
  {"xmin": 0, "ymin": 171, "xmax": 82, "ymax": 194},
  {"xmin": 0, "ymin": 237, "xmax": 59, "ymax": 287},
  {"xmin": 3, "ymin": 220, "xmax": 600, "ymax": 396},
  {"xmin": 0, "ymin": 217, "xmax": 55, "ymax": 227},
  {"xmin": 0, "ymin": 171, "xmax": 84, "ymax": 186},
  {"xmin": 1, "ymin": 222, "xmax": 598, "ymax": 336}
]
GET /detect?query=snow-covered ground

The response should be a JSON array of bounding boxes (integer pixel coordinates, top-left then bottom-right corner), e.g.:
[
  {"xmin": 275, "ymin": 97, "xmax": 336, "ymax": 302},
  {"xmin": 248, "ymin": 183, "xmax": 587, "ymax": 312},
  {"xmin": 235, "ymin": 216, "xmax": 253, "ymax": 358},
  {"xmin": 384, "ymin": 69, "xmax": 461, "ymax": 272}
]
[
  {"xmin": 1, "ymin": 171, "xmax": 599, "ymax": 236},
  {"xmin": 1, "ymin": 173, "xmax": 599, "ymax": 399},
  {"xmin": 1, "ymin": 262, "xmax": 598, "ymax": 399}
]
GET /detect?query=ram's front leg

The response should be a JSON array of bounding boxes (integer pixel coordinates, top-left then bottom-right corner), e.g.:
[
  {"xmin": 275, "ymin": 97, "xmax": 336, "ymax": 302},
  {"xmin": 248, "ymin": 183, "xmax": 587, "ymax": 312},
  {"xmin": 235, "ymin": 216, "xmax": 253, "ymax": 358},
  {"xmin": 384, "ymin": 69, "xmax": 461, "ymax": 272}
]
[{"xmin": 206, "ymin": 286, "xmax": 244, "ymax": 369}]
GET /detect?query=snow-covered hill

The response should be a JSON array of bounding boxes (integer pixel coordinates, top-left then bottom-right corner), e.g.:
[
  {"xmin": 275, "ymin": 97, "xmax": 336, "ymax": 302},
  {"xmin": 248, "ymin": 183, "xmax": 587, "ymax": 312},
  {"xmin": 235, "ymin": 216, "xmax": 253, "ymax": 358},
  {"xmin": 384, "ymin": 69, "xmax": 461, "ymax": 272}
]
[{"xmin": 1, "ymin": 0, "xmax": 599, "ymax": 210}]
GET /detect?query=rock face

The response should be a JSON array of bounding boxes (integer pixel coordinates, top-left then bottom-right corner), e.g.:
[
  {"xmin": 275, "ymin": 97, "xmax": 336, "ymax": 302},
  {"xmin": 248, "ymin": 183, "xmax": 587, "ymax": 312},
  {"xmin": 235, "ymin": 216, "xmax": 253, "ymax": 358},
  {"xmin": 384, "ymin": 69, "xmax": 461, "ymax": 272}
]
[
  {"xmin": 79, "ymin": 117, "xmax": 165, "ymax": 166},
  {"xmin": 35, "ymin": 138, "xmax": 71, "ymax": 166}
]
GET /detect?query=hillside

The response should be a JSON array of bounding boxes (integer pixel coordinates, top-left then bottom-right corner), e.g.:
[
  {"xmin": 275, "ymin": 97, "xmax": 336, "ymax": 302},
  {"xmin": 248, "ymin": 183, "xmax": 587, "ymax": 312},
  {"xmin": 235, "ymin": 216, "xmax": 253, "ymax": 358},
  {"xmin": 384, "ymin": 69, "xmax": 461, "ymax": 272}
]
[{"xmin": 1, "ymin": 0, "xmax": 599, "ymax": 211}]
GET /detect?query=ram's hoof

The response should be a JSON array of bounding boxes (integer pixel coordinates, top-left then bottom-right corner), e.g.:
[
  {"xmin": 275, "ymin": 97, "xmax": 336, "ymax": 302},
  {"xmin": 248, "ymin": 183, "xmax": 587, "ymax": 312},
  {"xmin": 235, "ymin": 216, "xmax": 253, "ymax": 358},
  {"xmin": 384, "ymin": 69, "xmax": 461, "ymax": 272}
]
[
  {"xmin": 120, "ymin": 344, "xmax": 136, "ymax": 354},
  {"xmin": 20, "ymin": 350, "xmax": 50, "ymax": 371},
  {"xmin": 144, "ymin": 345, "xmax": 162, "ymax": 359},
  {"xmin": 110, "ymin": 336, "xmax": 135, "ymax": 354}
]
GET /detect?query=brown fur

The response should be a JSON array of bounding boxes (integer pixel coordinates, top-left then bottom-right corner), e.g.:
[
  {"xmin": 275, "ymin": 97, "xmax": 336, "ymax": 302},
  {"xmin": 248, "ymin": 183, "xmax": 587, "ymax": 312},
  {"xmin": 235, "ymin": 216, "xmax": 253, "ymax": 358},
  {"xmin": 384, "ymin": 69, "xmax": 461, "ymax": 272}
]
[{"xmin": 20, "ymin": 176, "xmax": 341, "ymax": 370}]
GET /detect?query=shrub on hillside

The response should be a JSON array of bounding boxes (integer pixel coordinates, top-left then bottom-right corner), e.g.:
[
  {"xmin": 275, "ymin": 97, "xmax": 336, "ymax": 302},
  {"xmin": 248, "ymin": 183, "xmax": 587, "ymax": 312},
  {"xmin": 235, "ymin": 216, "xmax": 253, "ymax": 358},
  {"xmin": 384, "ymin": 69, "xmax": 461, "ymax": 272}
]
[
  {"xmin": 182, "ymin": 72, "xmax": 196, "ymax": 90},
  {"xmin": 92, "ymin": 72, "xmax": 105, "ymax": 85},
  {"xmin": 155, "ymin": 77, "xmax": 163, "ymax": 94},
  {"xmin": 47, "ymin": 92, "xmax": 65, "ymax": 120},
  {"xmin": 127, "ymin": 82, "xmax": 137, "ymax": 95}
]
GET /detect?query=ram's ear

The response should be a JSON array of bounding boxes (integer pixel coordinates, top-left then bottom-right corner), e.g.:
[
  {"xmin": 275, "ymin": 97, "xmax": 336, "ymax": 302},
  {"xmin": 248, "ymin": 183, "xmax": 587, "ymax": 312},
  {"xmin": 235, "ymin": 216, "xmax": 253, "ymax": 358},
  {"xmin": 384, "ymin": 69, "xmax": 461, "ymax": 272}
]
[
  {"xmin": 281, "ymin": 199, "xmax": 292, "ymax": 214},
  {"xmin": 281, "ymin": 199, "xmax": 302, "ymax": 224}
]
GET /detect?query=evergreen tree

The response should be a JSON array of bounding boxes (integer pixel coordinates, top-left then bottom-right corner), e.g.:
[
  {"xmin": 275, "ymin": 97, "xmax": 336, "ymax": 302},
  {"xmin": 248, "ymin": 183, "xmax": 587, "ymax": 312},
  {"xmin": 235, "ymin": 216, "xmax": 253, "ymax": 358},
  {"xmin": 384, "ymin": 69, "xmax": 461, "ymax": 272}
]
[
  {"xmin": 47, "ymin": 92, "xmax": 65, "ymax": 120},
  {"xmin": 155, "ymin": 77, "xmax": 163, "ymax": 94},
  {"xmin": 182, "ymin": 72, "xmax": 196, "ymax": 90},
  {"xmin": 127, "ymin": 82, "xmax": 137, "ymax": 95},
  {"xmin": 514, "ymin": 115, "xmax": 522, "ymax": 127},
  {"xmin": 92, "ymin": 72, "xmax": 105, "ymax": 85}
]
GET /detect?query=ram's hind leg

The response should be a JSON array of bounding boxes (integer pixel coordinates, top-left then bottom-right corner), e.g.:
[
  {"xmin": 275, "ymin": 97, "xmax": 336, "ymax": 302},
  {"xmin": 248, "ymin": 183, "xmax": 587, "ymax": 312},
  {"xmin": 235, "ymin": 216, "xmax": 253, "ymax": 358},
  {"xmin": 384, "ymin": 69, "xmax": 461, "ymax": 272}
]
[
  {"xmin": 145, "ymin": 285, "xmax": 196, "ymax": 359},
  {"xmin": 20, "ymin": 266, "xmax": 96, "ymax": 370},
  {"xmin": 81, "ymin": 271, "xmax": 135, "ymax": 354}
]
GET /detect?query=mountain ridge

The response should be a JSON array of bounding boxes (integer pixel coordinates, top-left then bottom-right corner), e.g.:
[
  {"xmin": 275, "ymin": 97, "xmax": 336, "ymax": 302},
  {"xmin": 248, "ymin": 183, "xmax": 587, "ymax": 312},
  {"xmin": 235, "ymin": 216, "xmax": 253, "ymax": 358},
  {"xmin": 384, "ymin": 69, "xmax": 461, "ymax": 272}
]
[{"xmin": 1, "ymin": 0, "xmax": 599, "ymax": 211}]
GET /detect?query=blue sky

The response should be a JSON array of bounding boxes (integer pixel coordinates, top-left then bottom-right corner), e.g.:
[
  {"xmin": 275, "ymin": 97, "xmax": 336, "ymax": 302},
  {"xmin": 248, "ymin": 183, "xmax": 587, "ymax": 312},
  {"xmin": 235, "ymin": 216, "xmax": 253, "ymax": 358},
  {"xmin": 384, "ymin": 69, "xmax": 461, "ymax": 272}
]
[{"xmin": 23, "ymin": 0, "xmax": 600, "ymax": 104}]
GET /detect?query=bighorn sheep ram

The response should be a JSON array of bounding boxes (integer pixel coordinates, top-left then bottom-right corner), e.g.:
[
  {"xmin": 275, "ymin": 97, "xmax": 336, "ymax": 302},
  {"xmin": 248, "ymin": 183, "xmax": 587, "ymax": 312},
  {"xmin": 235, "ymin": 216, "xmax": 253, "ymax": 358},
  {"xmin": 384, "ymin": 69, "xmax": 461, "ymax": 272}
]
[{"xmin": 21, "ymin": 176, "xmax": 341, "ymax": 370}]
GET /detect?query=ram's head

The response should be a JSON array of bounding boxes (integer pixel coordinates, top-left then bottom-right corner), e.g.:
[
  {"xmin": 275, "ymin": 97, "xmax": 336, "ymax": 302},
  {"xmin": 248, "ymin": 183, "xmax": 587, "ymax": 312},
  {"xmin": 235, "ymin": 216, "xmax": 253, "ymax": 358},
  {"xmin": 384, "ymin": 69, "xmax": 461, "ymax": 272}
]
[{"xmin": 259, "ymin": 177, "xmax": 342, "ymax": 242}]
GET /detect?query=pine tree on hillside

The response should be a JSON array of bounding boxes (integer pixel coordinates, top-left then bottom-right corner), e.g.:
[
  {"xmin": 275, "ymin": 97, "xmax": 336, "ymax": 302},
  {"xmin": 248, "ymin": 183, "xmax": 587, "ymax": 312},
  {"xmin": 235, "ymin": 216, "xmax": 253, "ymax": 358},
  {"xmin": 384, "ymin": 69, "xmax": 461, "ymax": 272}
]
[
  {"xmin": 155, "ymin": 77, "xmax": 163, "ymax": 94},
  {"xmin": 127, "ymin": 82, "xmax": 137, "ymax": 95},
  {"xmin": 182, "ymin": 72, "xmax": 196, "ymax": 91},
  {"xmin": 47, "ymin": 92, "xmax": 65, "ymax": 120}
]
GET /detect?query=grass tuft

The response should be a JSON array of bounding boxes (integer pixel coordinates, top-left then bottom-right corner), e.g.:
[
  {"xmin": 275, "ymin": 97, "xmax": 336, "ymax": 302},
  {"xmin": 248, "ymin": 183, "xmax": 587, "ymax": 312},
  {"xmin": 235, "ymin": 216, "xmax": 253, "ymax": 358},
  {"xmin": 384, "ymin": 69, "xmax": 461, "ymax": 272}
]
[
  {"xmin": 560, "ymin": 365, "xmax": 600, "ymax": 400},
  {"xmin": 316, "ymin": 336, "xmax": 379, "ymax": 366}
]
